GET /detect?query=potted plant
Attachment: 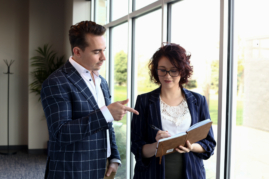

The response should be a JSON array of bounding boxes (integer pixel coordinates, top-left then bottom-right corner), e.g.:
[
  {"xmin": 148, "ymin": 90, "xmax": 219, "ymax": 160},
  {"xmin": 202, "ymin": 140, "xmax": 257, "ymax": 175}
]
[
  {"xmin": 29, "ymin": 44, "xmax": 65, "ymax": 154},
  {"xmin": 29, "ymin": 44, "xmax": 65, "ymax": 99}
]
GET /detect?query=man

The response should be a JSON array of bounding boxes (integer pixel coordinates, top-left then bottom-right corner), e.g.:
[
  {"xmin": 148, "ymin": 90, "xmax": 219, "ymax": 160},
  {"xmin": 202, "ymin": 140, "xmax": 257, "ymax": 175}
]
[{"xmin": 41, "ymin": 21, "xmax": 139, "ymax": 179}]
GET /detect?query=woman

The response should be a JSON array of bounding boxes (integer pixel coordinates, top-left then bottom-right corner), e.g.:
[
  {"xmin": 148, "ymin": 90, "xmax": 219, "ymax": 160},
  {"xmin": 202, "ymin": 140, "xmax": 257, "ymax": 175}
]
[{"xmin": 131, "ymin": 43, "xmax": 216, "ymax": 179}]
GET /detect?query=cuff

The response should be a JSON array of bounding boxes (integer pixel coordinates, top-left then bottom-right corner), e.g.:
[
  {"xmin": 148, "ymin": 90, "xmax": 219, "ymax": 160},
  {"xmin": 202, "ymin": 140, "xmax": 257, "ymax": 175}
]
[
  {"xmin": 196, "ymin": 141, "xmax": 208, "ymax": 152},
  {"xmin": 110, "ymin": 158, "xmax": 122, "ymax": 167},
  {"xmin": 100, "ymin": 106, "xmax": 114, "ymax": 123}
]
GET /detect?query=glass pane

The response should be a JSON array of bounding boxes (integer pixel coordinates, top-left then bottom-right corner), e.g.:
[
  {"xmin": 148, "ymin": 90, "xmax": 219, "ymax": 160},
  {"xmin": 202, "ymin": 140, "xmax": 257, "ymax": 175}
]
[
  {"xmin": 232, "ymin": 0, "xmax": 269, "ymax": 178},
  {"xmin": 99, "ymin": 56, "xmax": 107, "ymax": 78},
  {"xmin": 171, "ymin": 0, "xmax": 220, "ymax": 178},
  {"xmin": 135, "ymin": 0, "xmax": 158, "ymax": 10},
  {"xmin": 112, "ymin": 0, "xmax": 128, "ymax": 21},
  {"xmin": 135, "ymin": 9, "xmax": 161, "ymax": 95},
  {"xmin": 111, "ymin": 23, "xmax": 128, "ymax": 179},
  {"xmin": 99, "ymin": 33, "xmax": 107, "ymax": 79},
  {"xmin": 96, "ymin": 0, "xmax": 108, "ymax": 25}
]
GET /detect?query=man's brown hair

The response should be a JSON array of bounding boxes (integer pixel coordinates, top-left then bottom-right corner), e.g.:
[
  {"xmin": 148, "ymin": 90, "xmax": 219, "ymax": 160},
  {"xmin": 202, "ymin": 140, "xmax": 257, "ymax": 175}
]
[{"xmin": 69, "ymin": 21, "xmax": 106, "ymax": 54}]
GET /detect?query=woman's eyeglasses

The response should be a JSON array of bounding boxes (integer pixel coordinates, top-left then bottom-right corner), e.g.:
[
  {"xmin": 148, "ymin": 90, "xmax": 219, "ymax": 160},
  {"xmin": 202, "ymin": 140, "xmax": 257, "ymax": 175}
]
[{"xmin": 156, "ymin": 69, "xmax": 180, "ymax": 77}]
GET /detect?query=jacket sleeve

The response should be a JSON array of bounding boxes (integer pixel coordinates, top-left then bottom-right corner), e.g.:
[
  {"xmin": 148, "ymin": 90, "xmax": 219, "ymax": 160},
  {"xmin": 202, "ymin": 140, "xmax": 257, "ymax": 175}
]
[
  {"xmin": 41, "ymin": 77, "xmax": 109, "ymax": 147},
  {"xmin": 195, "ymin": 96, "xmax": 216, "ymax": 160},
  {"xmin": 108, "ymin": 122, "xmax": 121, "ymax": 161},
  {"xmin": 131, "ymin": 95, "xmax": 151, "ymax": 169}
]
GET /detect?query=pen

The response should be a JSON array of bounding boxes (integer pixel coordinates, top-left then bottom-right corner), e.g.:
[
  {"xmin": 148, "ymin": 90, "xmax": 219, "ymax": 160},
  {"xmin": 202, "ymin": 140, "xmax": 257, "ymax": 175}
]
[{"xmin": 150, "ymin": 124, "xmax": 163, "ymax": 131}]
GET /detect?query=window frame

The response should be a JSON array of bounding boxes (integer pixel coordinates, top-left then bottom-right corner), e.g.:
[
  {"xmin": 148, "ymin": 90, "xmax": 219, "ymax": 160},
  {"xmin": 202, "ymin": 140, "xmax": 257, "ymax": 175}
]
[{"xmin": 92, "ymin": 0, "xmax": 234, "ymax": 178}]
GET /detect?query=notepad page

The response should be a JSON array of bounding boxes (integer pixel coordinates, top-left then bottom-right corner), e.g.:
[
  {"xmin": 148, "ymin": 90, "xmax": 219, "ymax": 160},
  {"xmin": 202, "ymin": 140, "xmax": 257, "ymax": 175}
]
[
  {"xmin": 187, "ymin": 119, "xmax": 211, "ymax": 132},
  {"xmin": 156, "ymin": 132, "xmax": 186, "ymax": 148}
]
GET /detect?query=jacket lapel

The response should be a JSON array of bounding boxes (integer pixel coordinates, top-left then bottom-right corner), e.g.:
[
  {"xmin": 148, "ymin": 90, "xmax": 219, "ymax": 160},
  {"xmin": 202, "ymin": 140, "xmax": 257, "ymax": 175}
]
[
  {"xmin": 183, "ymin": 88, "xmax": 198, "ymax": 125},
  {"xmin": 62, "ymin": 60, "xmax": 99, "ymax": 110},
  {"xmin": 148, "ymin": 87, "xmax": 163, "ymax": 130},
  {"xmin": 100, "ymin": 78, "xmax": 111, "ymax": 106}
]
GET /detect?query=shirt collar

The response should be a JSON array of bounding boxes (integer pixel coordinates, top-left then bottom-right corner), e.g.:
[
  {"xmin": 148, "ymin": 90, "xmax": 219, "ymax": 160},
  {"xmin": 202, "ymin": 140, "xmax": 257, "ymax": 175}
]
[{"xmin": 69, "ymin": 56, "xmax": 99, "ymax": 77}]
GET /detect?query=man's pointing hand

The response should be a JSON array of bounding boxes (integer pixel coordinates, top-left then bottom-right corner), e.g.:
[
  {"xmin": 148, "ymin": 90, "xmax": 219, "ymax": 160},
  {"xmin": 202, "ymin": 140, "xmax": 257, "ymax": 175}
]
[{"xmin": 107, "ymin": 99, "xmax": 139, "ymax": 121}]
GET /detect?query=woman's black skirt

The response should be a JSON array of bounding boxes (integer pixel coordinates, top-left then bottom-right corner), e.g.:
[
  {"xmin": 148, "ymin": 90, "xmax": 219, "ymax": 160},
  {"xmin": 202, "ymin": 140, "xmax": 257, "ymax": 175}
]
[{"xmin": 165, "ymin": 152, "xmax": 184, "ymax": 179}]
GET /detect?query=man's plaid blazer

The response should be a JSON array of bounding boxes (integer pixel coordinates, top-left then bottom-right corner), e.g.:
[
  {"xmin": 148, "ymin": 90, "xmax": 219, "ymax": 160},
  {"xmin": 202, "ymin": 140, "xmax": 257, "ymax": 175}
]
[{"xmin": 41, "ymin": 60, "xmax": 120, "ymax": 179}]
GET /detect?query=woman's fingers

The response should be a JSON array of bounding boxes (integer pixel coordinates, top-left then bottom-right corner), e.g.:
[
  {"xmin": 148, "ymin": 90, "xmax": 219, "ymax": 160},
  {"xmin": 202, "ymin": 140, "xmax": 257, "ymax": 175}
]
[
  {"xmin": 155, "ymin": 131, "xmax": 171, "ymax": 141},
  {"xmin": 176, "ymin": 146, "xmax": 190, "ymax": 153},
  {"xmin": 176, "ymin": 141, "xmax": 193, "ymax": 153},
  {"xmin": 176, "ymin": 148, "xmax": 185, "ymax": 153},
  {"xmin": 186, "ymin": 140, "xmax": 193, "ymax": 150},
  {"xmin": 159, "ymin": 132, "xmax": 171, "ymax": 138},
  {"xmin": 160, "ymin": 131, "xmax": 171, "ymax": 138}
]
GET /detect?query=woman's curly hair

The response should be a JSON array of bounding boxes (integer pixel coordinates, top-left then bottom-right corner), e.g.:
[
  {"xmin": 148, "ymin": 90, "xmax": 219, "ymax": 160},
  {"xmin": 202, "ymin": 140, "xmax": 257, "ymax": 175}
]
[{"xmin": 148, "ymin": 43, "xmax": 193, "ymax": 88}]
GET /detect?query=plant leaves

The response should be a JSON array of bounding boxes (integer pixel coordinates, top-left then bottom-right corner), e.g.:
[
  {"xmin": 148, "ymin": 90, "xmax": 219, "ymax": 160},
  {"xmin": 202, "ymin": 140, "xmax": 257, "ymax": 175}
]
[{"xmin": 29, "ymin": 44, "xmax": 65, "ymax": 98}]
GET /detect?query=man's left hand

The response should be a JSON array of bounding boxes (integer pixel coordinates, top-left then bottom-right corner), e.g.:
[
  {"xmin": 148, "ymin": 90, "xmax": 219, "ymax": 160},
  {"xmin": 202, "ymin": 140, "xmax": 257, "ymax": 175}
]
[{"xmin": 106, "ymin": 162, "xmax": 119, "ymax": 177}]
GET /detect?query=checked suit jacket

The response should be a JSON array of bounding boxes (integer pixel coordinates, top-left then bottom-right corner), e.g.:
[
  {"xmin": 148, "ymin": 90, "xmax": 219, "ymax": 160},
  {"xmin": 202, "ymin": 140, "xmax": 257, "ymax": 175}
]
[{"xmin": 41, "ymin": 60, "xmax": 120, "ymax": 179}]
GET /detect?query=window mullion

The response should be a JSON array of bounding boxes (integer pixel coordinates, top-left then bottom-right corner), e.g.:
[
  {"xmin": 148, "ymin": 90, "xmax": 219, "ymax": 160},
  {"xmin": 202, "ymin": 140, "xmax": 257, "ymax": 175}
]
[
  {"xmin": 161, "ymin": 0, "xmax": 168, "ymax": 43},
  {"xmin": 216, "ymin": 0, "xmax": 230, "ymax": 178}
]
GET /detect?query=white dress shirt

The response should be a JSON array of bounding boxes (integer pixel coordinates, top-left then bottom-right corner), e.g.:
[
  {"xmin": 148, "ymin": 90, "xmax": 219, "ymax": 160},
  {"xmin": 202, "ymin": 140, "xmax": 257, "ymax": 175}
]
[{"xmin": 69, "ymin": 57, "xmax": 121, "ymax": 165}]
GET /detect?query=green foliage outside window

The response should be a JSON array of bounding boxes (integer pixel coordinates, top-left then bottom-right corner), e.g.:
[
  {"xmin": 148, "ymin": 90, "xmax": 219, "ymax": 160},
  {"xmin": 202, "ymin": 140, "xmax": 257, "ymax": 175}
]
[
  {"xmin": 211, "ymin": 60, "xmax": 219, "ymax": 93},
  {"xmin": 113, "ymin": 122, "xmax": 127, "ymax": 179},
  {"xmin": 185, "ymin": 79, "xmax": 197, "ymax": 89},
  {"xmin": 114, "ymin": 51, "xmax": 127, "ymax": 85}
]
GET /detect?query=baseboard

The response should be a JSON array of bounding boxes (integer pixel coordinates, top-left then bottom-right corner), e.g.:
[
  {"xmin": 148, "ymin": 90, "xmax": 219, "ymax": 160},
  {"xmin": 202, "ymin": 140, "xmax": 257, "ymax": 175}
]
[
  {"xmin": 28, "ymin": 149, "xmax": 47, "ymax": 155},
  {"xmin": 0, "ymin": 145, "xmax": 27, "ymax": 151},
  {"xmin": 0, "ymin": 145, "xmax": 47, "ymax": 155}
]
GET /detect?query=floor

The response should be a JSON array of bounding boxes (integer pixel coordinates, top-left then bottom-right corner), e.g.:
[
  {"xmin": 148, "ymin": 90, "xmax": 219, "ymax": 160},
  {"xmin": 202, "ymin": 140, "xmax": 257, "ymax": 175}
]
[
  {"xmin": 0, "ymin": 125, "xmax": 268, "ymax": 179},
  {"xmin": 0, "ymin": 151, "xmax": 46, "ymax": 179},
  {"xmin": 204, "ymin": 125, "xmax": 269, "ymax": 179}
]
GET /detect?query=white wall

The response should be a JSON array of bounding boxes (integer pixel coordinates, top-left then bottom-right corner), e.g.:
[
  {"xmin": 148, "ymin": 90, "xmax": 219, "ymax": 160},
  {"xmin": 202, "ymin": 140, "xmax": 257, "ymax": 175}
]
[
  {"xmin": 0, "ymin": 0, "xmax": 91, "ymax": 150},
  {"xmin": 73, "ymin": 0, "xmax": 91, "ymax": 24},
  {"xmin": 0, "ymin": 0, "xmax": 29, "ymax": 146},
  {"xmin": 28, "ymin": 0, "xmax": 73, "ymax": 149}
]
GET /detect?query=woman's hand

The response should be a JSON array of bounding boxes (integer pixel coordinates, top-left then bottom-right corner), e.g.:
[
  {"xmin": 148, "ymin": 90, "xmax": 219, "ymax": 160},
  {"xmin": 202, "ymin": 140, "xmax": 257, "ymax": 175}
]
[
  {"xmin": 176, "ymin": 140, "xmax": 193, "ymax": 153},
  {"xmin": 155, "ymin": 130, "xmax": 171, "ymax": 142},
  {"xmin": 176, "ymin": 140, "xmax": 205, "ymax": 153},
  {"xmin": 142, "ymin": 130, "xmax": 171, "ymax": 158}
]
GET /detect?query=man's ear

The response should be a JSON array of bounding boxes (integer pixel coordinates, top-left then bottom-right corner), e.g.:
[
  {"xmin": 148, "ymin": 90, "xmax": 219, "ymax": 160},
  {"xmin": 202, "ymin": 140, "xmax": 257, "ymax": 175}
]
[{"xmin": 73, "ymin": 47, "xmax": 81, "ymax": 56}]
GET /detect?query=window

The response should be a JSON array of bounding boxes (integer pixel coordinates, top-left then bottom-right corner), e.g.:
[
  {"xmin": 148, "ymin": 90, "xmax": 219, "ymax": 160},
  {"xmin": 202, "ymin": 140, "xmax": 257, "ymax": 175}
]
[
  {"xmin": 96, "ymin": 0, "xmax": 108, "ymax": 25},
  {"xmin": 111, "ymin": 0, "xmax": 128, "ymax": 21},
  {"xmin": 171, "ymin": 0, "xmax": 220, "ymax": 178},
  {"xmin": 93, "ymin": 0, "xmax": 240, "ymax": 178},
  {"xmin": 135, "ymin": 0, "xmax": 158, "ymax": 10},
  {"xmin": 232, "ymin": 0, "xmax": 269, "ymax": 178},
  {"xmin": 111, "ymin": 22, "xmax": 128, "ymax": 178},
  {"xmin": 135, "ymin": 9, "xmax": 161, "ymax": 95}
]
